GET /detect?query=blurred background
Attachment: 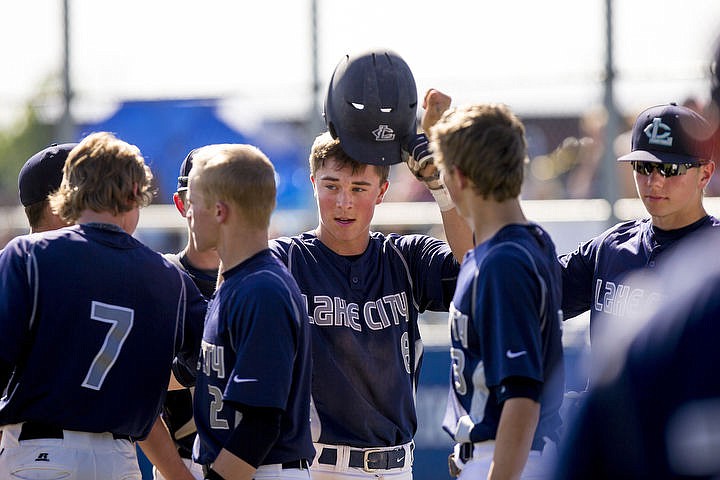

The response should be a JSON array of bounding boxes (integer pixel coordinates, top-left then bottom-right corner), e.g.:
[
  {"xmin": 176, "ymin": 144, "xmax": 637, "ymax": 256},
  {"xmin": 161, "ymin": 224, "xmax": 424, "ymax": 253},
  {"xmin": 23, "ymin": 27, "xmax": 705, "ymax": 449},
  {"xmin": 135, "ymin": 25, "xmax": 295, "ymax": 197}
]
[{"xmin": 2, "ymin": 1, "xmax": 720, "ymax": 478}]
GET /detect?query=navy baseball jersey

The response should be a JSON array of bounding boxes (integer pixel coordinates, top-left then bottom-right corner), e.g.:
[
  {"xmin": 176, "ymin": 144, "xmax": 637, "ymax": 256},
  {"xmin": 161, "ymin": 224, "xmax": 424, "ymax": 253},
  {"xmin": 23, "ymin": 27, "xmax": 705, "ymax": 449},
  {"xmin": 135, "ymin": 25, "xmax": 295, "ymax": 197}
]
[
  {"xmin": 555, "ymin": 248, "xmax": 720, "ymax": 478},
  {"xmin": 187, "ymin": 250, "xmax": 314, "ymax": 466},
  {"xmin": 560, "ymin": 215, "xmax": 719, "ymax": 339},
  {"xmin": 161, "ymin": 252, "xmax": 218, "ymax": 458},
  {"xmin": 0, "ymin": 224, "xmax": 206, "ymax": 439},
  {"xmin": 269, "ymin": 231, "xmax": 459, "ymax": 447},
  {"xmin": 442, "ymin": 224, "xmax": 564, "ymax": 447}
]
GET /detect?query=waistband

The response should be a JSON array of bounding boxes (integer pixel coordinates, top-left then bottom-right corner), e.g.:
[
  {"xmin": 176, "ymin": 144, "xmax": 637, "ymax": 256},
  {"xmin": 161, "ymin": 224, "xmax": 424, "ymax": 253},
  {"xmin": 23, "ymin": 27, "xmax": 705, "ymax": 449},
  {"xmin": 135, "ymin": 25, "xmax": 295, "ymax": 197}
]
[
  {"xmin": 18, "ymin": 421, "xmax": 132, "ymax": 442},
  {"xmin": 458, "ymin": 436, "xmax": 549, "ymax": 463},
  {"xmin": 314, "ymin": 441, "xmax": 414, "ymax": 473},
  {"xmin": 202, "ymin": 458, "xmax": 309, "ymax": 476}
]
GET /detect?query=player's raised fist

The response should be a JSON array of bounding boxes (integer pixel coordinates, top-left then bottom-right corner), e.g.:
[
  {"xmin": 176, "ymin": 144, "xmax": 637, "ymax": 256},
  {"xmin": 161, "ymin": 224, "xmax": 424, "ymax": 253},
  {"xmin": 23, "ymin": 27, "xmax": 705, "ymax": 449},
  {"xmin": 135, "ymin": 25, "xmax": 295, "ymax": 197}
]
[{"xmin": 422, "ymin": 89, "xmax": 452, "ymax": 133}]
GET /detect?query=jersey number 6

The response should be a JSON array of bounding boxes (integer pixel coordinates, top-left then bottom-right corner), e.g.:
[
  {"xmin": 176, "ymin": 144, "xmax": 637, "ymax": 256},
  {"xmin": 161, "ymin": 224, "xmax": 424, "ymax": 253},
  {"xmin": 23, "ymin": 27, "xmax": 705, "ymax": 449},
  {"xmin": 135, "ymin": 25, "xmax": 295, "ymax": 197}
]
[{"xmin": 81, "ymin": 301, "xmax": 135, "ymax": 390}]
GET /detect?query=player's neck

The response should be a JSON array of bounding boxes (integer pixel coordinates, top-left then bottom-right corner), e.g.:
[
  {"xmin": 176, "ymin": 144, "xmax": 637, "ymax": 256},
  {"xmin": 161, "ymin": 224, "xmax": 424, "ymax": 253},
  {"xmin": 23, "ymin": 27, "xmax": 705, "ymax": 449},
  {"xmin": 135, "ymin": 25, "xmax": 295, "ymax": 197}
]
[
  {"xmin": 217, "ymin": 226, "xmax": 268, "ymax": 272},
  {"xmin": 650, "ymin": 205, "xmax": 708, "ymax": 231},
  {"xmin": 470, "ymin": 198, "xmax": 527, "ymax": 245},
  {"xmin": 314, "ymin": 225, "xmax": 370, "ymax": 256},
  {"xmin": 183, "ymin": 242, "xmax": 220, "ymax": 271},
  {"xmin": 76, "ymin": 209, "xmax": 136, "ymax": 234}
]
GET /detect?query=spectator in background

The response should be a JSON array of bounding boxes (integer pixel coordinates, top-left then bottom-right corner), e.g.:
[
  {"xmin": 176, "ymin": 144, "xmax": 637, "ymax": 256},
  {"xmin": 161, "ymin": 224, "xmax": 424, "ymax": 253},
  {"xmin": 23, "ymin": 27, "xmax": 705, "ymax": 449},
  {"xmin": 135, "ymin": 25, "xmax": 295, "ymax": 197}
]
[{"xmin": 17, "ymin": 143, "xmax": 76, "ymax": 233}]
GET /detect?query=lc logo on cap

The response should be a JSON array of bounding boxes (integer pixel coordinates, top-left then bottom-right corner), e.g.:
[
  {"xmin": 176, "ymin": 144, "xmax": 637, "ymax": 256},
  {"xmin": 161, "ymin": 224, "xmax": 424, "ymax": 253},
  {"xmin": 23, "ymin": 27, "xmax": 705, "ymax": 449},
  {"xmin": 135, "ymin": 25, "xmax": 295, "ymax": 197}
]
[
  {"xmin": 372, "ymin": 124, "xmax": 396, "ymax": 142},
  {"xmin": 644, "ymin": 117, "xmax": 673, "ymax": 147}
]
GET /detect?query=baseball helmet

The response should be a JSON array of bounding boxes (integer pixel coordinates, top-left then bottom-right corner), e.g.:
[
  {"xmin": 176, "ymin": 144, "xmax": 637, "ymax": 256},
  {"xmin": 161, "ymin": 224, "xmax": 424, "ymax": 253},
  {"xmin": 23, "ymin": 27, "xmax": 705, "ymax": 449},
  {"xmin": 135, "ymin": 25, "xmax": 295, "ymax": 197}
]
[{"xmin": 324, "ymin": 49, "xmax": 418, "ymax": 166}]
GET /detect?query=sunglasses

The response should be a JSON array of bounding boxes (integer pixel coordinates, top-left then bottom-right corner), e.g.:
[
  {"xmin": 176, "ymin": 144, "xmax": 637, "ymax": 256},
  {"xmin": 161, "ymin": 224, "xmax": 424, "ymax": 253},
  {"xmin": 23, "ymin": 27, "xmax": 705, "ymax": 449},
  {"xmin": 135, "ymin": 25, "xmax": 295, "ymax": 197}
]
[{"xmin": 631, "ymin": 161, "xmax": 702, "ymax": 177}]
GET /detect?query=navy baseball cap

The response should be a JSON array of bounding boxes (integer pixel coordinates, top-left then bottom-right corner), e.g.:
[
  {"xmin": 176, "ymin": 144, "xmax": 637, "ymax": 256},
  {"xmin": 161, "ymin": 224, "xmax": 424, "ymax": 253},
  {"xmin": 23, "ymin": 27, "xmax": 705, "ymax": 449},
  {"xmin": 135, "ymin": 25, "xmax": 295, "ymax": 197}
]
[
  {"xmin": 618, "ymin": 103, "xmax": 714, "ymax": 164},
  {"xmin": 18, "ymin": 143, "xmax": 77, "ymax": 207},
  {"xmin": 176, "ymin": 148, "xmax": 198, "ymax": 192}
]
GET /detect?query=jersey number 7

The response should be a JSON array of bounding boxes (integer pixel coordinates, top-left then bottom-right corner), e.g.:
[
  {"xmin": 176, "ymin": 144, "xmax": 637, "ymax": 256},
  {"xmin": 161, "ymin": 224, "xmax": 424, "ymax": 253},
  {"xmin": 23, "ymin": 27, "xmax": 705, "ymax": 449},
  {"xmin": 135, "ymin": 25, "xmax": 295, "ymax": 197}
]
[{"xmin": 81, "ymin": 301, "xmax": 135, "ymax": 390}]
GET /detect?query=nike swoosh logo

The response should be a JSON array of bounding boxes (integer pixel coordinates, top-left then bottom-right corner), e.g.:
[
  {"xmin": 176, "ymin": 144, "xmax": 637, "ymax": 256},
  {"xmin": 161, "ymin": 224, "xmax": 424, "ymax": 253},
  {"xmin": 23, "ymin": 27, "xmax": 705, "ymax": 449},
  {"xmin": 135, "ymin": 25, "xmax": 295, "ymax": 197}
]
[
  {"xmin": 396, "ymin": 456, "xmax": 405, "ymax": 463},
  {"xmin": 506, "ymin": 350, "xmax": 527, "ymax": 359},
  {"xmin": 232, "ymin": 376, "xmax": 258, "ymax": 383}
]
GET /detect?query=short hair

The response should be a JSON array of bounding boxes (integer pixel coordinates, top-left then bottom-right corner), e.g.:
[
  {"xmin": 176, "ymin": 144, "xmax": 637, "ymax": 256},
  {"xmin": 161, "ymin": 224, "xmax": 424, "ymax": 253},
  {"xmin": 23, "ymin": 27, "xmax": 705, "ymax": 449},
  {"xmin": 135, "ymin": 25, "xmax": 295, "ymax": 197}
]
[
  {"xmin": 190, "ymin": 144, "xmax": 277, "ymax": 229},
  {"xmin": 309, "ymin": 132, "xmax": 390, "ymax": 185},
  {"xmin": 49, "ymin": 132, "xmax": 154, "ymax": 223},
  {"xmin": 430, "ymin": 104, "xmax": 527, "ymax": 202},
  {"xmin": 24, "ymin": 201, "xmax": 47, "ymax": 229}
]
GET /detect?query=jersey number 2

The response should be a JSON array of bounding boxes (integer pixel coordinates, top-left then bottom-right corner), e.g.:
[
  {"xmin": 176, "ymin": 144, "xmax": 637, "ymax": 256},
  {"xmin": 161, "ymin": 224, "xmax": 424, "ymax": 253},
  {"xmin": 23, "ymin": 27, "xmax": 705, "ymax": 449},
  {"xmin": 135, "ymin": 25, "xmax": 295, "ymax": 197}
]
[{"xmin": 81, "ymin": 301, "xmax": 135, "ymax": 390}]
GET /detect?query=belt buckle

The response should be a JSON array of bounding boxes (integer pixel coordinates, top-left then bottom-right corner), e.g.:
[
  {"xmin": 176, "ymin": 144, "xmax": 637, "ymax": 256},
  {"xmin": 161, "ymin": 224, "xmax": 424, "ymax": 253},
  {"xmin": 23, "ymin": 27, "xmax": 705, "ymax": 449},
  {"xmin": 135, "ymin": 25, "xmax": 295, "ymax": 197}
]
[{"xmin": 362, "ymin": 448, "xmax": 386, "ymax": 473}]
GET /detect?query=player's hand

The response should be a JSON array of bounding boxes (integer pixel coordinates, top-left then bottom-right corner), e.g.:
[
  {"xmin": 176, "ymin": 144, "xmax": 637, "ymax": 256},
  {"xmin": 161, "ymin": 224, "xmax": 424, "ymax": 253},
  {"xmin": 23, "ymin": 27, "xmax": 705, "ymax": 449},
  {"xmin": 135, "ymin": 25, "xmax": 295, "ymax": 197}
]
[
  {"xmin": 421, "ymin": 88, "xmax": 452, "ymax": 133},
  {"xmin": 404, "ymin": 133, "xmax": 442, "ymax": 190}
]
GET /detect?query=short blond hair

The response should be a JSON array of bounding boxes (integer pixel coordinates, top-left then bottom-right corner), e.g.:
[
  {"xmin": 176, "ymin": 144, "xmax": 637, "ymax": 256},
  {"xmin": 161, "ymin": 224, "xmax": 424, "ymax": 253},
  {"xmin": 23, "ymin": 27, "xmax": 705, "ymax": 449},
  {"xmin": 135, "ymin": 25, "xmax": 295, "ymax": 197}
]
[
  {"xmin": 190, "ymin": 144, "xmax": 276, "ymax": 229},
  {"xmin": 50, "ymin": 132, "xmax": 154, "ymax": 223},
  {"xmin": 309, "ymin": 132, "xmax": 390, "ymax": 185},
  {"xmin": 431, "ymin": 104, "xmax": 527, "ymax": 202}
]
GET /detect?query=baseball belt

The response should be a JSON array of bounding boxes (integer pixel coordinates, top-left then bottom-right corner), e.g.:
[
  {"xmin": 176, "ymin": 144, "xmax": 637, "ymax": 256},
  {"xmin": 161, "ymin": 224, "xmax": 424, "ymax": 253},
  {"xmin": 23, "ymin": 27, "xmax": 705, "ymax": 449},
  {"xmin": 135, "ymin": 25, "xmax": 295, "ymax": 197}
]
[
  {"xmin": 19, "ymin": 421, "xmax": 132, "ymax": 442},
  {"xmin": 317, "ymin": 443, "xmax": 413, "ymax": 472}
]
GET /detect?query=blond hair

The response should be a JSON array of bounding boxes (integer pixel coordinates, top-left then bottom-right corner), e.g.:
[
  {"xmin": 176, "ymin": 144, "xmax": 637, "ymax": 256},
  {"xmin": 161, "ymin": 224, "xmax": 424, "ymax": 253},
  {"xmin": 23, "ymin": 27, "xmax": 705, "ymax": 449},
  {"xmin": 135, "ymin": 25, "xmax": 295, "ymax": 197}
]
[
  {"xmin": 190, "ymin": 144, "xmax": 276, "ymax": 229},
  {"xmin": 50, "ymin": 132, "xmax": 154, "ymax": 223}
]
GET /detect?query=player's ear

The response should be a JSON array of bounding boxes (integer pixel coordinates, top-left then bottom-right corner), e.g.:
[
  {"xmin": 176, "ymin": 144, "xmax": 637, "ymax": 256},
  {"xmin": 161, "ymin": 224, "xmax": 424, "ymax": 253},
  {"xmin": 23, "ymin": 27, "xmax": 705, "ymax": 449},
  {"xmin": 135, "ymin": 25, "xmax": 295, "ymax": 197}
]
[
  {"xmin": 310, "ymin": 175, "xmax": 318, "ymax": 197},
  {"xmin": 376, "ymin": 180, "xmax": 389, "ymax": 205},
  {"xmin": 215, "ymin": 201, "xmax": 228, "ymax": 224},
  {"xmin": 699, "ymin": 160, "xmax": 715, "ymax": 187},
  {"xmin": 173, "ymin": 192, "xmax": 187, "ymax": 216}
]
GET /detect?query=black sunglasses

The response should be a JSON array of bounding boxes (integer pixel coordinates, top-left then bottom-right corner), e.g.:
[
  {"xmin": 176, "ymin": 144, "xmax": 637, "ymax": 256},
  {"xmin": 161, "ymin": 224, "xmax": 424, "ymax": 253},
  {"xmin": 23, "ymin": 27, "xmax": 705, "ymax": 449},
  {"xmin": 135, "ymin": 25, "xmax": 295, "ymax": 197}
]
[{"xmin": 631, "ymin": 161, "xmax": 702, "ymax": 177}]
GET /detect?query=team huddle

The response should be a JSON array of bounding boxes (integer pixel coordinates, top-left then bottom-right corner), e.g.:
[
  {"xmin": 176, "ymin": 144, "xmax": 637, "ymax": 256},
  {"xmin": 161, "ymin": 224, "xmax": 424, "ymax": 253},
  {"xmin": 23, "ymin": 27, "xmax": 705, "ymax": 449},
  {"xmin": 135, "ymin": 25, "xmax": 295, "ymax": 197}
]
[{"xmin": 0, "ymin": 48, "xmax": 719, "ymax": 480}]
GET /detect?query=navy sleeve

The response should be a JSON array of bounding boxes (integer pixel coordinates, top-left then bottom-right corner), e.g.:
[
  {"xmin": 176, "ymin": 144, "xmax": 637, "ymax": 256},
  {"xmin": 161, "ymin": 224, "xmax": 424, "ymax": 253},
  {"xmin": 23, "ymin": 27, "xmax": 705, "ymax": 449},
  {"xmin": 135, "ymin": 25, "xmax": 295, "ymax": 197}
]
[
  {"xmin": 223, "ymin": 274, "xmax": 298, "ymax": 410},
  {"xmin": 0, "ymin": 238, "xmax": 33, "ymax": 367},
  {"xmin": 173, "ymin": 272, "xmax": 207, "ymax": 386},
  {"xmin": 395, "ymin": 234, "xmax": 460, "ymax": 312},
  {"xmin": 558, "ymin": 236, "xmax": 600, "ymax": 319},
  {"xmin": 477, "ymin": 247, "xmax": 544, "ymax": 387},
  {"xmin": 267, "ymin": 238, "xmax": 290, "ymax": 266}
]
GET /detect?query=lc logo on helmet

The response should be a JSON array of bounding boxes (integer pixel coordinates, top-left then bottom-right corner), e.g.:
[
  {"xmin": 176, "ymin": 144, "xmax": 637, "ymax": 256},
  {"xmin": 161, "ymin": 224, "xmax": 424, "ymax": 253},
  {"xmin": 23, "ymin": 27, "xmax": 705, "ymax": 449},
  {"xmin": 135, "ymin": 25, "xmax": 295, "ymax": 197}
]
[{"xmin": 373, "ymin": 125, "xmax": 395, "ymax": 142}]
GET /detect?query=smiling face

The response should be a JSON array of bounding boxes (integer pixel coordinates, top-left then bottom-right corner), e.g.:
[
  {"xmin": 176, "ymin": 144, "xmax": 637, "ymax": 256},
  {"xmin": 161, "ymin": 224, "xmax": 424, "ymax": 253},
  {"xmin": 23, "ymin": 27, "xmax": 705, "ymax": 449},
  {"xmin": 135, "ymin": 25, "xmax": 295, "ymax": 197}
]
[
  {"xmin": 312, "ymin": 156, "xmax": 389, "ymax": 255},
  {"xmin": 634, "ymin": 161, "xmax": 714, "ymax": 230}
]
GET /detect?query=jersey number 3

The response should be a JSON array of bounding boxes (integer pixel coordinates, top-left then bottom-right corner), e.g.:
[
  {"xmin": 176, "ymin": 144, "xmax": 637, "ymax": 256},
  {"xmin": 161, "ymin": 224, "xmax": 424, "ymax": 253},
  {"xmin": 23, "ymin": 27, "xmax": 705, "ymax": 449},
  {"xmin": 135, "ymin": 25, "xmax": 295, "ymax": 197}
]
[{"xmin": 81, "ymin": 301, "xmax": 135, "ymax": 390}]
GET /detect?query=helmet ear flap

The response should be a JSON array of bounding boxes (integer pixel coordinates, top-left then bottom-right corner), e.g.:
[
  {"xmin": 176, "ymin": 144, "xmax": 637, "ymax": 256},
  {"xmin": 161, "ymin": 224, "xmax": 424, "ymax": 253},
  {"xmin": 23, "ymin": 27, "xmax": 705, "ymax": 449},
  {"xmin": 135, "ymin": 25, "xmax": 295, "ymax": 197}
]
[{"xmin": 328, "ymin": 122, "xmax": 339, "ymax": 140}]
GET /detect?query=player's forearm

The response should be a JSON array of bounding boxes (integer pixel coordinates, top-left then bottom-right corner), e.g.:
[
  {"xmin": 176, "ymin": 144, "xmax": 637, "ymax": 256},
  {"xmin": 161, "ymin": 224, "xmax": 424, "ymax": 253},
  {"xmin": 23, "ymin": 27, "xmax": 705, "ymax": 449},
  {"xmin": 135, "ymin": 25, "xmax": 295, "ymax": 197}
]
[
  {"xmin": 440, "ymin": 207, "xmax": 474, "ymax": 262},
  {"xmin": 210, "ymin": 449, "xmax": 256, "ymax": 480},
  {"xmin": 138, "ymin": 417, "xmax": 195, "ymax": 480},
  {"xmin": 489, "ymin": 397, "xmax": 540, "ymax": 480}
]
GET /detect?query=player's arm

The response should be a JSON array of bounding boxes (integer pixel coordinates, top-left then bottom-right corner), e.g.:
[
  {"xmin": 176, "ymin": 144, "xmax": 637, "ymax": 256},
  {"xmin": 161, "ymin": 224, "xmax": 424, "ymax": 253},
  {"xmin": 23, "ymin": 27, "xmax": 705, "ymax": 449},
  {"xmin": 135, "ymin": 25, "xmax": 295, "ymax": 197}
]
[
  {"xmin": 405, "ymin": 89, "xmax": 474, "ymax": 261},
  {"xmin": 138, "ymin": 417, "xmax": 195, "ymax": 480},
  {"xmin": 489, "ymin": 395, "xmax": 541, "ymax": 480},
  {"xmin": 206, "ymin": 405, "xmax": 283, "ymax": 480}
]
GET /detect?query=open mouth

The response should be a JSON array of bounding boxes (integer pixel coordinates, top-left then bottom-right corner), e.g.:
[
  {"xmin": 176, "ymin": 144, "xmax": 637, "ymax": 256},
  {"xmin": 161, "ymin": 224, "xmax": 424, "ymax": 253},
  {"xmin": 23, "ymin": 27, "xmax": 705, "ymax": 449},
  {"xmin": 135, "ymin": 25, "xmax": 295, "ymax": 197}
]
[{"xmin": 335, "ymin": 217, "xmax": 355, "ymax": 225}]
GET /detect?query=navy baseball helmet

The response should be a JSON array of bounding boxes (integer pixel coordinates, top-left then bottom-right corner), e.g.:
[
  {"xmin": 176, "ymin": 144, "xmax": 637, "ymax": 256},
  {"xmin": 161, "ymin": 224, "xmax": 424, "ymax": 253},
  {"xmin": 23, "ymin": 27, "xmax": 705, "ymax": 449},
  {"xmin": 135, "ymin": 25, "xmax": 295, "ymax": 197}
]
[
  {"xmin": 618, "ymin": 103, "xmax": 714, "ymax": 165},
  {"xmin": 18, "ymin": 143, "xmax": 77, "ymax": 207},
  {"xmin": 324, "ymin": 49, "xmax": 418, "ymax": 166},
  {"xmin": 176, "ymin": 148, "xmax": 198, "ymax": 192}
]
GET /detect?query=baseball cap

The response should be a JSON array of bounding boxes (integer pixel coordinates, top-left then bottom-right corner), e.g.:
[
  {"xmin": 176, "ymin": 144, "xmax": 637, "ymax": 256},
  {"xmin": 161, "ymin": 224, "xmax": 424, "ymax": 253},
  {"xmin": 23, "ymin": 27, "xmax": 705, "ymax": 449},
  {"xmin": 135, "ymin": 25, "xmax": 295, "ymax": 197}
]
[
  {"xmin": 18, "ymin": 143, "xmax": 77, "ymax": 207},
  {"xmin": 176, "ymin": 148, "xmax": 198, "ymax": 192},
  {"xmin": 618, "ymin": 103, "xmax": 714, "ymax": 164}
]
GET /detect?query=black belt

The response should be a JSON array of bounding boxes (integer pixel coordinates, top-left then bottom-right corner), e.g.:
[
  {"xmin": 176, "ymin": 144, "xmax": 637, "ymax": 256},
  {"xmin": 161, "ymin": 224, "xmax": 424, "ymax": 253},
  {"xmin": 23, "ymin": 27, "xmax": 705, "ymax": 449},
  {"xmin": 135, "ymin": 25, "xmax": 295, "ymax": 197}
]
[
  {"xmin": 318, "ymin": 446, "xmax": 409, "ymax": 471},
  {"xmin": 19, "ymin": 421, "xmax": 132, "ymax": 442},
  {"xmin": 458, "ymin": 438, "xmax": 547, "ymax": 462}
]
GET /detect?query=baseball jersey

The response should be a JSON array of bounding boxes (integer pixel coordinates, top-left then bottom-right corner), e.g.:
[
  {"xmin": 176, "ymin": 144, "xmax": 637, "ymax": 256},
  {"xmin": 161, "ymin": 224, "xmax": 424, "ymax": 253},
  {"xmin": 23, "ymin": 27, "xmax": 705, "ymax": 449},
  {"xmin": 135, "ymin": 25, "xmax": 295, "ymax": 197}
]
[
  {"xmin": 0, "ymin": 224, "xmax": 206, "ymax": 439},
  {"xmin": 161, "ymin": 252, "xmax": 218, "ymax": 458},
  {"xmin": 188, "ymin": 249, "xmax": 314, "ymax": 466},
  {"xmin": 269, "ymin": 231, "xmax": 459, "ymax": 447},
  {"xmin": 555, "ymin": 251, "xmax": 720, "ymax": 478},
  {"xmin": 560, "ymin": 215, "xmax": 720, "ymax": 339},
  {"xmin": 442, "ymin": 224, "xmax": 564, "ymax": 447}
]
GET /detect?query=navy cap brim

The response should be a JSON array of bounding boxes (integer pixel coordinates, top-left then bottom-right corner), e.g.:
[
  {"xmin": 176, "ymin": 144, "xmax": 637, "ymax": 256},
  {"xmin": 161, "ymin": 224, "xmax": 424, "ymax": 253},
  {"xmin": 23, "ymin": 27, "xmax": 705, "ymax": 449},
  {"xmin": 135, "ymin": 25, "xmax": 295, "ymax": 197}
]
[{"xmin": 618, "ymin": 149, "xmax": 701, "ymax": 164}]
